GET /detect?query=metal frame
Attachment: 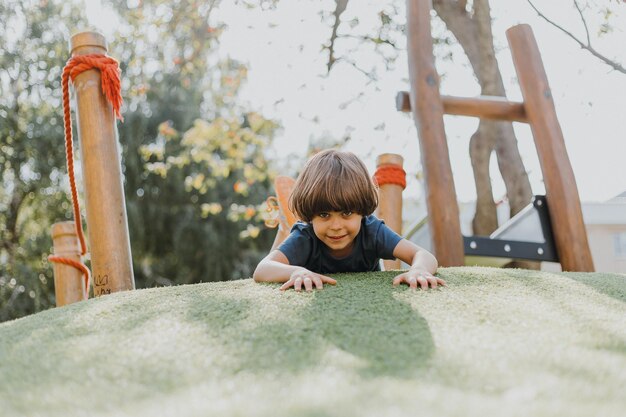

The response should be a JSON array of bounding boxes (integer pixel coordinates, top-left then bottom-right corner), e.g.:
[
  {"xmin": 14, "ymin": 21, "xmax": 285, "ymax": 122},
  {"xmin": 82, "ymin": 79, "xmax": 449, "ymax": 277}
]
[{"xmin": 463, "ymin": 196, "xmax": 558, "ymax": 262}]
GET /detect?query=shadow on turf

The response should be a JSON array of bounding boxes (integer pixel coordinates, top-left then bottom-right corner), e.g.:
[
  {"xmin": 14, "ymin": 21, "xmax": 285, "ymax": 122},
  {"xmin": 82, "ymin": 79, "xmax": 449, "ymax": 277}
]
[{"xmin": 186, "ymin": 273, "xmax": 435, "ymax": 379}]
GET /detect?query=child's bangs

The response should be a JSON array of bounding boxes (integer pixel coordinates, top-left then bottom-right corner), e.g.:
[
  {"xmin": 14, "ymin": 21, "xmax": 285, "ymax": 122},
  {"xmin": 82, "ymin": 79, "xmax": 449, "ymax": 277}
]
[
  {"xmin": 316, "ymin": 177, "xmax": 362, "ymax": 213},
  {"xmin": 305, "ymin": 172, "xmax": 376, "ymax": 218},
  {"xmin": 289, "ymin": 149, "xmax": 379, "ymax": 221}
]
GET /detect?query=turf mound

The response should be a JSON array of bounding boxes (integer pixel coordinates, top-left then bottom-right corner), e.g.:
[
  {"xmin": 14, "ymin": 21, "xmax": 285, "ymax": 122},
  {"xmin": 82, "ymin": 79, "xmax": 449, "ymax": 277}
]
[{"xmin": 1, "ymin": 267, "xmax": 625, "ymax": 417}]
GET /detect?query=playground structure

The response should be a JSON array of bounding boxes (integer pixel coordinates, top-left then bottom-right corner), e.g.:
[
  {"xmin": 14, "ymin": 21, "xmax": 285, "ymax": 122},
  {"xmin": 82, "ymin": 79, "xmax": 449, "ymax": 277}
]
[
  {"xmin": 397, "ymin": 0, "xmax": 594, "ymax": 271},
  {"xmin": 50, "ymin": 1, "xmax": 595, "ymax": 306},
  {"xmin": 50, "ymin": 32, "xmax": 135, "ymax": 306}
]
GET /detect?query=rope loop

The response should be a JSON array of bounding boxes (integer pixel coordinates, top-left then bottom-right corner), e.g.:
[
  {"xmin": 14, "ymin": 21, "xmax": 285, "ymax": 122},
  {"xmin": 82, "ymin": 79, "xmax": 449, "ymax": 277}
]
[
  {"xmin": 374, "ymin": 165, "xmax": 407, "ymax": 189},
  {"xmin": 47, "ymin": 255, "xmax": 91, "ymax": 300}
]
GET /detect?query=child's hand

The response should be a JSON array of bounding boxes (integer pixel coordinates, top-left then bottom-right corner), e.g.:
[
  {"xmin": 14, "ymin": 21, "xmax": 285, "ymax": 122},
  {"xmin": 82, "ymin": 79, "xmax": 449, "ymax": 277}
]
[
  {"xmin": 392, "ymin": 269, "xmax": 446, "ymax": 290},
  {"xmin": 280, "ymin": 268, "xmax": 337, "ymax": 292}
]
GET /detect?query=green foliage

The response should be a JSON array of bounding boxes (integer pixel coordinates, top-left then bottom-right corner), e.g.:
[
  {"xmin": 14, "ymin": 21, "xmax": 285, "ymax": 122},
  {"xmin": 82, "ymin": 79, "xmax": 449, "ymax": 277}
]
[
  {"xmin": 0, "ymin": 0, "xmax": 90, "ymax": 321},
  {"xmin": 127, "ymin": 109, "xmax": 279, "ymax": 287},
  {"xmin": 0, "ymin": 0, "xmax": 279, "ymax": 321},
  {"xmin": 107, "ymin": 0, "xmax": 279, "ymax": 288}
]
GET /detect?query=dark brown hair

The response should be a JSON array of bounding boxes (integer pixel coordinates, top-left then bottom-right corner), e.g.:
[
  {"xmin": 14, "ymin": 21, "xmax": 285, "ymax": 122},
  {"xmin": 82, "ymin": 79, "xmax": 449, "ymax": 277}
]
[{"xmin": 289, "ymin": 149, "xmax": 378, "ymax": 222}]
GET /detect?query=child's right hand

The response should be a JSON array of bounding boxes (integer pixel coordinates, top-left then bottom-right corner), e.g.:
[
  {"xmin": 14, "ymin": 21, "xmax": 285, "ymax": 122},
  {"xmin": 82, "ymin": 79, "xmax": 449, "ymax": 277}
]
[{"xmin": 280, "ymin": 268, "xmax": 337, "ymax": 292}]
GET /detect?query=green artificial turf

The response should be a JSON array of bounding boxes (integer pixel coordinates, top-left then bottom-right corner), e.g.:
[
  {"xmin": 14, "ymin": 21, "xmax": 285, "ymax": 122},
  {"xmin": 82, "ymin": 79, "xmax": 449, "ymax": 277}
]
[{"xmin": 1, "ymin": 267, "xmax": 625, "ymax": 417}]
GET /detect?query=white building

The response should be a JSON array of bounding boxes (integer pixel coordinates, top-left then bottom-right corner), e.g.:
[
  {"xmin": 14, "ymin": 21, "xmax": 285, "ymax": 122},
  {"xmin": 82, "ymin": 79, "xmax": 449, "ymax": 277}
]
[
  {"xmin": 402, "ymin": 192, "xmax": 626, "ymax": 273},
  {"xmin": 581, "ymin": 192, "xmax": 626, "ymax": 273}
]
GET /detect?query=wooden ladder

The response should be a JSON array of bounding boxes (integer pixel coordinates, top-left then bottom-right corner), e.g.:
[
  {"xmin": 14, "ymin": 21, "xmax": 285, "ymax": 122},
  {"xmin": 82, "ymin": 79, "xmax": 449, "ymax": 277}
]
[{"xmin": 397, "ymin": 0, "xmax": 594, "ymax": 272}]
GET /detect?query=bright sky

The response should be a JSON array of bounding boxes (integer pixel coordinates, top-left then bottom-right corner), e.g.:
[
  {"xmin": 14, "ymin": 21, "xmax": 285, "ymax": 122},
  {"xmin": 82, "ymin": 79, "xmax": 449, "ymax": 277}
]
[{"xmin": 88, "ymin": 0, "xmax": 626, "ymax": 203}]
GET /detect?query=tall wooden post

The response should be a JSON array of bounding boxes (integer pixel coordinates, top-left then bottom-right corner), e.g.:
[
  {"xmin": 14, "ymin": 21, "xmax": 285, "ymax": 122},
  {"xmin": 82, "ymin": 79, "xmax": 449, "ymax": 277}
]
[
  {"xmin": 375, "ymin": 154, "xmax": 405, "ymax": 270},
  {"xmin": 507, "ymin": 25, "xmax": 594, "ymax": 272},
  {"xmin": 406, "ymin": 0, "xmax": 464, "ymax": 266},
  {"xmin": 51, "ymin": 222, "xmax": 86, "ymax": 306},
  {"xmin": 70, "ymin": 32, "xmax": 135, "ymax": 294}
]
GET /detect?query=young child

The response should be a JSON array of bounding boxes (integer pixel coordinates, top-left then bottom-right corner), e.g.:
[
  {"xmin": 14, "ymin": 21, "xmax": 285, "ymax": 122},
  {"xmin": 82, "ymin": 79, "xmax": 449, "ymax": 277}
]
[{"xmin": 253, "ymin": 149, "xmax": 445, "ymax": 292}]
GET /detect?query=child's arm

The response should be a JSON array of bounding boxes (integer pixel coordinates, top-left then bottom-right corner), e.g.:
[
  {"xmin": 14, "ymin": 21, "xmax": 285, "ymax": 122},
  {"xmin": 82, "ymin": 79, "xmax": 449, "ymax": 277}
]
[
  {"xmin": 253, "ymin": 250, "xmax": 337, "ymax": 291},
  {"xmin": 391, "ymin": 239, "xmax": 445, "ymax": 290}
]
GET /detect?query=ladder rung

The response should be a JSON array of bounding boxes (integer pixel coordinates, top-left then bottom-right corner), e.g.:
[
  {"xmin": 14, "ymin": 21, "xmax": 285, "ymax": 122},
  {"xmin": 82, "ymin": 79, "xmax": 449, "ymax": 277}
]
[{"xmin": 396, "ymin": 91, "xmax": 528, "ymax": 123}]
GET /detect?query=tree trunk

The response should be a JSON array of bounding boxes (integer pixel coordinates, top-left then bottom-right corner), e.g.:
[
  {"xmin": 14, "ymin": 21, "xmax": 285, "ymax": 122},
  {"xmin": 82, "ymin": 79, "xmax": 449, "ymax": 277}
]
[
  {"xmin": 469, "ymin": 120, "xmax": 498, "ymax": 235},
  {"xmin": 433, "ymin": 0, "xmax": 533, "ymax": 222},
  {"xmin": 434, "ymin": 0, "xmax": 537, "ymax": 267}
]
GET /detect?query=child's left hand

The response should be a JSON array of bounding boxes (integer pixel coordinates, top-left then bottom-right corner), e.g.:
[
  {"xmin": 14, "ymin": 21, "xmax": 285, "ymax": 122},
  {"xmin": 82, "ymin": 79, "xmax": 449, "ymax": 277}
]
[{"xmin": 392, "ymin": 269, "xmax": 446, "ymax": 290}]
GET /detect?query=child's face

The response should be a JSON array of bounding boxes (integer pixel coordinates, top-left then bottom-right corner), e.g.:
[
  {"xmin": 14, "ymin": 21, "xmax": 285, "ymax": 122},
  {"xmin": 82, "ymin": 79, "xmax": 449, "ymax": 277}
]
[{"xmin": 310, "ymin": 211, "xmax": 363, "ymax": 257}]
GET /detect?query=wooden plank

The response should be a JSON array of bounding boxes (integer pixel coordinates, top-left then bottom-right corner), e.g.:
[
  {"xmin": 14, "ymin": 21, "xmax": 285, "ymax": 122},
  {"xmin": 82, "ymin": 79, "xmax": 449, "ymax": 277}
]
[
  {"xmin": 406, "ymin": 0, "xmax": 464, "ymax": 266},
  {"xmin": 269, "ymin": 176, "xmax": 297, "ymax": 251},
  {"xmin": 506, "ymin": 24, "xmax": 594, "ymax": 272},
  {"xmin": 396, "ymin": 91, "xmax": 528, "ymax": 122},
  {"xmin": 70, "ymin": 32, "xmax": 136, "ymax": 294}
]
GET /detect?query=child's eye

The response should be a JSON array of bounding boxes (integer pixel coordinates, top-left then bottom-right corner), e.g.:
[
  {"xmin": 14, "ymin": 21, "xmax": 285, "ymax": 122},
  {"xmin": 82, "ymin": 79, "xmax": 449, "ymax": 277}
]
[
  {"xmin": 318, "ymin": 212, "xmax": 330, "ymax": 218},
  {"xmin": 342, "ymin": 211, "xmax": 353, "ymax": 217}
]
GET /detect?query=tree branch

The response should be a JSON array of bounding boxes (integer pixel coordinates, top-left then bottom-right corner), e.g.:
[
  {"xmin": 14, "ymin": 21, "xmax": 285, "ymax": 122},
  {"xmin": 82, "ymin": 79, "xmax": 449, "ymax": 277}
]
[
  {"xmin": 573, "ymin": 0, "xmax": 591, "ymax": 46},
  {"xmin": 526, "ymin": 0, "xmax": 625, "ymax": 74},
  {"xmin": 334, "ymin": 57, "xmax": 377, "ymax": 83},
  {"xmin": 327, "ymin": 0, "xmax": 349, "ymax": 72},
  {"xmin": 340, "ymin": 34, "xmax": 399, "ymax": 49}
]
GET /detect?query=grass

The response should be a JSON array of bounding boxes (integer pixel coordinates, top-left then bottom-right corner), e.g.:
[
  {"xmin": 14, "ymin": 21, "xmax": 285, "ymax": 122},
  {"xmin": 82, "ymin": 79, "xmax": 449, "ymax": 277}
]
[{"xmin": 1, "ymin": 267, "xmax": 625, "ymax": 417}]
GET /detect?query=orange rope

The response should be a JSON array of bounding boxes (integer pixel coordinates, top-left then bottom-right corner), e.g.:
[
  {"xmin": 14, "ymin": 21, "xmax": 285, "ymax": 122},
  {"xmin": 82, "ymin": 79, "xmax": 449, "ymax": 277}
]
[
  {"xmin": 47, "ymin": 255, "xmax": 92, "ymax": 300},
  {"xmin": 48, "ymin": 54, "xmax": 124, "ymax": 300},
  {"xmin": 374, "ymin": 165, "xmax": 406, "ymax": 189}
]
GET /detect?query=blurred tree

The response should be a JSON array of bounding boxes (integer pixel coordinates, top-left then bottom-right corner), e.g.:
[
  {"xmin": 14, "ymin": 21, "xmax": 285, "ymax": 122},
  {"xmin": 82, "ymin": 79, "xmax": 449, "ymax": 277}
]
[
  {"xmin": 0, "ymin": 0, "xmax": 279, "ymax": 321},
  {"xmin": 0, "ymin": 0, "xmax": 90, "ymax": 321},
  {"xmin": 107, "ymin": 0, "xmax": 279, "ymax": 288}
]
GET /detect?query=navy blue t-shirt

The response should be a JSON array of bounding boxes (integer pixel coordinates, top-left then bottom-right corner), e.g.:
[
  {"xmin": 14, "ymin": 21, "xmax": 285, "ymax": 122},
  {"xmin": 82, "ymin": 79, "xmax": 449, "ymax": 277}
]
[{"xmin": 277, "ymin": 215, "xmax": 403, "ymax": 274}]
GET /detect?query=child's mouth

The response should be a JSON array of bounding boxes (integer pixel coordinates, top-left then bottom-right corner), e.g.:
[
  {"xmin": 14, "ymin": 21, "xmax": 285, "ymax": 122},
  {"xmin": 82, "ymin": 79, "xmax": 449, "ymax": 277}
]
[{"xmin": 328, "ymin": 234, "xmax": 347, "ymax": 241}]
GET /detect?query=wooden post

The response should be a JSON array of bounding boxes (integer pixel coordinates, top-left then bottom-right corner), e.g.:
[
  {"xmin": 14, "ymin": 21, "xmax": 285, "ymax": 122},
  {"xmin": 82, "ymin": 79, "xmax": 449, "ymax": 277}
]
[
  {"xmin": 375, "ymin": 154, "xmax": 404, "ymax": 270},
  {"xmin": 406, "ymin": 0, "xmax": 464, "ymax": 266},
  {"xmin": 70, "ymin": 32, "xmax": 135, "ymax": 294},
  {"xmin": 51, "ymin": 222, "xmax": 86, "ymax": 306},
  {"xmin": 269, "ymin": 176, "xmax": 298, "ymax": 251},
  {"xmin": 507, "ymin": 24, "xmax": 594, "ymax": 272}
]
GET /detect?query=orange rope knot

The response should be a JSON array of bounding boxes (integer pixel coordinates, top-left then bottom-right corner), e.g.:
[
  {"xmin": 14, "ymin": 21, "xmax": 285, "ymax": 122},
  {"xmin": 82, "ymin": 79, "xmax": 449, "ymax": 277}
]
[
  {"xmin": 48, "ymin": 53, "xmax": 124, "ymax": 300},
  {"xmin": 63, "ymin": 54, "xmax": 124, "ymax": 120},
  {"xmin": 374, "ymin": 165, "xmax": 406, "ymax": 189}
]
